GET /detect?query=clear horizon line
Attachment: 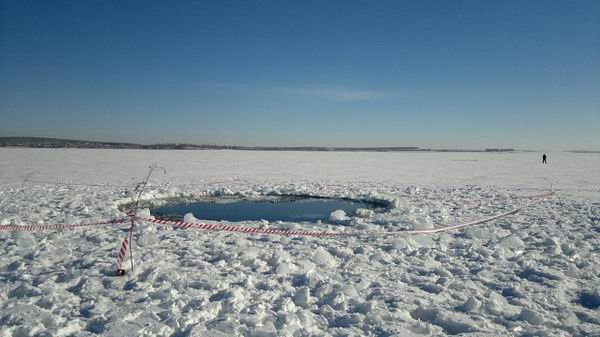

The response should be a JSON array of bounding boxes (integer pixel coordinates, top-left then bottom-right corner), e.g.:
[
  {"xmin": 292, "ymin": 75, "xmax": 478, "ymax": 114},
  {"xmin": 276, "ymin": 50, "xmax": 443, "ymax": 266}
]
[{"xmin": 2, "ymin": 136, "xmax": 600, "ymax": 152}]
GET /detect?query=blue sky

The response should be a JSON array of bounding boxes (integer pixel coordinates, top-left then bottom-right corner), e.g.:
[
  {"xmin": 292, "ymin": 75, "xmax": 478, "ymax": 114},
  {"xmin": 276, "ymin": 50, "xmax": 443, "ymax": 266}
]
[{"xmin": 1, "ymin": 0, "xmax": 598, "ymax": 150}]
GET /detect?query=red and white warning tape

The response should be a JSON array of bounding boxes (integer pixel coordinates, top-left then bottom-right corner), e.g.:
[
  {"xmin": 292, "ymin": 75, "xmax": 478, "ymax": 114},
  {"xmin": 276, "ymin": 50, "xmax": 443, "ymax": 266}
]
[
  {"xmin": 133, "ymin": 192, "xmax": 553, "ymax": 237},
  {"xmin": 388, "ymin": 191, "xmax": 555, "ymax": 235},
  {"xmin": 116, "ymin": 235, "xmax": 129, "ymax": 271},
  {"xmin": 0, "ymin": 191, "xmax": 553, "ymax": 276},
  {"xmin": 0, "ymin": 218, "xmax": 129, "ymax": 232},
  {"xmin": 0, "ymin": 191, "xmax": 552, "ymax": 236},
  {"xmin": 138, "ymin": 217, "xmax": 341, "ymax": 237},
  {"xmin": 380, "ymin": 193, "xmax": 550, "ymax": 235}
]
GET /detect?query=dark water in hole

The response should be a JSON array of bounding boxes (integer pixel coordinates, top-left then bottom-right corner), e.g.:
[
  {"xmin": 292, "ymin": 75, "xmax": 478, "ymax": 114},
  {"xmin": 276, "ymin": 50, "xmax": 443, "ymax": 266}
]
[{"xmin": 151, "ymin": 198, "xmax": 380, "ymax": 223}]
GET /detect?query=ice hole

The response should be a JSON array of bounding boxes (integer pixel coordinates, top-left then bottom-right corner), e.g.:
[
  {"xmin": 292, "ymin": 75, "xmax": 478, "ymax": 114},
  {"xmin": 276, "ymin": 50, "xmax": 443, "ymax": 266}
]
[{"xmin": 150, "ymin": 196, "xmax": 386, "ymax": 223}]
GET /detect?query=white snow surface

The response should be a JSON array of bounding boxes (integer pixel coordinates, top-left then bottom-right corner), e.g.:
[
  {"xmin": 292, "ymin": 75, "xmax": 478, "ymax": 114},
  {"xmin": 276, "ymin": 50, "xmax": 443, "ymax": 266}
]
[{"xmin": 0, "ymin": 148, "xmax": 599, "ymax": 337}]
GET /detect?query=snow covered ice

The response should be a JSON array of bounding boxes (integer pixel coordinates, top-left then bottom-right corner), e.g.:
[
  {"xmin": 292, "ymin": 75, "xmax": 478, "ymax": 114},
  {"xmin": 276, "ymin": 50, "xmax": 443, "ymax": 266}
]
[{"xmin": 0, "ymin": 148, "xmax": 599, "ymax": 336}]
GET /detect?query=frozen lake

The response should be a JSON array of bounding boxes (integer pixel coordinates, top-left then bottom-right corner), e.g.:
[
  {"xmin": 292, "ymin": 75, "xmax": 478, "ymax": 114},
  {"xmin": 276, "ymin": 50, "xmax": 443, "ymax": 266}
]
[
  {"xmin": 0, "ymin": 148, "xmax": 598, "ymax": 336},
  {"xmin": 1, "ymin": 148, "xmax": 599, "ymax": 192}
]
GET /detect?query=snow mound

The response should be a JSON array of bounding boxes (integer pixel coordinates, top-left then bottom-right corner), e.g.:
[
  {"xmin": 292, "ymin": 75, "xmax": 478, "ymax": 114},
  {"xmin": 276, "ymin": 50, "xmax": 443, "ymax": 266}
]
[
  {"xmin": 183, "ymin": 212, "xmax": 198, "ymax": 223},
  {"xmin": 355, "ymin": 208, "xmax": 374, "ymax": 218},
  {"xmin": 328, "ymin": 209, "xmax": 349, "ymax": 222},
  {"xmin": 312, "ymin": 247, "xmax": 338, "ymax": 267}
]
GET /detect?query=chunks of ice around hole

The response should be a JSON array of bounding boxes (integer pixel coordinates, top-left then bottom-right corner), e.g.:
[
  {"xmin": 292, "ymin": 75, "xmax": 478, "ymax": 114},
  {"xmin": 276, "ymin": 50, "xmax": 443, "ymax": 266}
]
[
  {"xmin": 520, "ymin": 308, "xmax": 545, "ymax": 325},
  {"xmin": 329, "ymin": 209, "xmax": 349, "ymax": 222},
  {"xmin": 135, "ymin": 208, "xmax": 152, "ymax": 217},
  {"xmin": 484, "ymin": 292, "xmax": 520, "ymax": 316},
  {"xmin": 12, "ymin": 232, "xmax": 36, "ymax": 247},
  {"xmin": 137, "ymin": 230, "xmax": 159, "ymax": 246},
  {"xmin": 498, "ymin": 234, "xmax": 525, "ymax": 249},
  {"xmin": 389, "ymin": 198, "xmax": 401, "ymax": 209},
  {"xmin": 406, "ymin": 215, "xmax": 434, "ymax": 230},
  {"xmin": 312, "ymin": 247, "xmax": 338, "ymax": 267},
  {"xmin": 293, "ymin": 287, "xmax": 312, "ymax": 308},
  {"xmin": 183, "ymin": 213, "xmax": 198, "ymax": 223},
  {"xmin": 455, "ymin": 296, "xmax": 481, "ymax": 313},
  {"xmin": 134, "ymin": 208, "xmax": 157, "ymax": 232},
  {"xmin": 355, "ymin": 208, "xmax": 375, "ymax": 218},
  {"xmin": 464, "ymin": 228, "xmax": 494, "ymax": 240}
]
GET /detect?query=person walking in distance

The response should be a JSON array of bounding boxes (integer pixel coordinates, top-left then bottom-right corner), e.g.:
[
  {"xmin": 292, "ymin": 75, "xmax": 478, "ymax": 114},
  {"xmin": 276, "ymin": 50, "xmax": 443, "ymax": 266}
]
[{"xmin": 542, "ymin": 153, "xmax": 547, "ymax": 164}]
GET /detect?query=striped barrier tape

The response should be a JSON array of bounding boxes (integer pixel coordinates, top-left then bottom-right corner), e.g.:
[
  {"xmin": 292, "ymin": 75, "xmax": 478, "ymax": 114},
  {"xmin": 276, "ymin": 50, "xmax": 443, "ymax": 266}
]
[
  {"xmin": 133, "ymin": 192, "xmax": 553, "ymax": 237},
  {"xmin": 380, "ymin": 192, "xmax": 552, "ymax": 235},
  {"xmin": 137, "ymin": 217, "xmax": 340, "ymax": 237},
  {"xmin": 0, "ymin": 218, "xmax": 129, "ymax": 232},
  {"xmin": 0, "ymin": 190, "xmax": 549, "ymax": 234},
  {"xmin": 116, "ymin": 235, "xmax": 129, "ymax": 272}
]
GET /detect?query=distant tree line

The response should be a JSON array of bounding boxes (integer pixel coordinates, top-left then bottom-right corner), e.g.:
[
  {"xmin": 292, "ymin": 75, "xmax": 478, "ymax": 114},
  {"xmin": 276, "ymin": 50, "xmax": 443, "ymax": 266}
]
[{"xmin": 1, "ymin": 137, "xmax": 517, "ymax": 152}]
